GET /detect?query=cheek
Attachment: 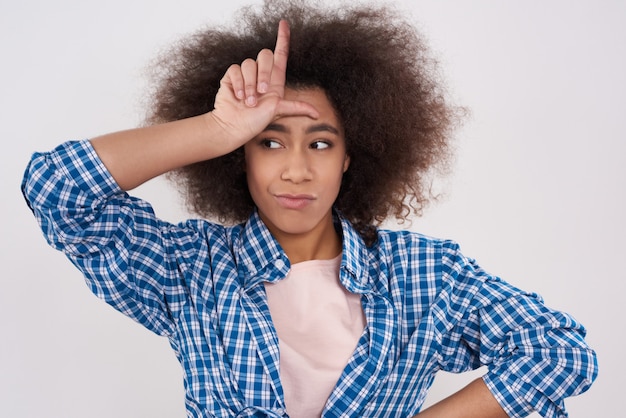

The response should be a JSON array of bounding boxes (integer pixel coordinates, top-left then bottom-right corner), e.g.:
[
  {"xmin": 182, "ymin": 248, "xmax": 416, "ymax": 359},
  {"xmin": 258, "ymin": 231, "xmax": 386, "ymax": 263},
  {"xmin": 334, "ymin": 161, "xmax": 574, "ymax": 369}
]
[
  {"xmin": 245, "ymin": 159, "xmax": 274, "ymax": 197},
  {"xmin": 244, "ymin": 160, "xmax": 258, "ymax": 193},
  {"xmin": 245, "ymin": 168, "xmax": 262, "ymax": 193},
  {"xmin": 244, "ymin": 152, "xmax": 262, "ymax": 183},
  {"xmin": 324, "ymin": 162, "xmax": 347, "ymax": 192}
]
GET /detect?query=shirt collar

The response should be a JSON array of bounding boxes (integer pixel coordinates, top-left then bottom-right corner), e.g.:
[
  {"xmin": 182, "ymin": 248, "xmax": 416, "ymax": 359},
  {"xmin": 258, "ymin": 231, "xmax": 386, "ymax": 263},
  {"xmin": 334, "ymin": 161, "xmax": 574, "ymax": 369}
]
[
  {"xmin": 236, "ymin": 211, "xmax": 290, "ymax": 289},
  {"xmin": 236, "ymin": 209, "xmax": 373, "ymax": 293},
  {"xmin": 335, "ymin": 212, "xmax": 372, "ymax": 294}
]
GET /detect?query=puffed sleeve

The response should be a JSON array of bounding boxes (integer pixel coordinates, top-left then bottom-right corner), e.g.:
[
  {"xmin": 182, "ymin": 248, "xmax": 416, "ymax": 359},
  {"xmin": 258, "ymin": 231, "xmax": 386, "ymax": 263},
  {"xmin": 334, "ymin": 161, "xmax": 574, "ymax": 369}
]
[
  {"xmin": 437, "ymin": 240, "xmax": 598, "ymax": 417},
  {"xmin": 21, "ymin": 140, "xmax": 196, "ymax": 336}
]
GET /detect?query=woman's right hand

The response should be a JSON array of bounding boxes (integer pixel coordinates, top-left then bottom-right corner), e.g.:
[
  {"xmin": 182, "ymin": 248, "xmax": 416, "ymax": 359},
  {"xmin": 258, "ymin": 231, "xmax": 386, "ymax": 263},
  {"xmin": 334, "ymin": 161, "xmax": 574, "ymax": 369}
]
[
  {"xmin": 90, "ymin": 20, "xmax": 316, "ymax": 191},
  {"xmin": 208, "ymin": 19, "xmax": 319, "ymax": 154}
]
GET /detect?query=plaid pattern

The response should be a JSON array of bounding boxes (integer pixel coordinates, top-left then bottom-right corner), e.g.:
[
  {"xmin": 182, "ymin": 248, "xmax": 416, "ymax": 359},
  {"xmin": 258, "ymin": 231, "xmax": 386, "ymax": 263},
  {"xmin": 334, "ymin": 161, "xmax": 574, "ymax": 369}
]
[{"xmin": 22, "ymin": 140, "xmax": 597, "ymax": 418}]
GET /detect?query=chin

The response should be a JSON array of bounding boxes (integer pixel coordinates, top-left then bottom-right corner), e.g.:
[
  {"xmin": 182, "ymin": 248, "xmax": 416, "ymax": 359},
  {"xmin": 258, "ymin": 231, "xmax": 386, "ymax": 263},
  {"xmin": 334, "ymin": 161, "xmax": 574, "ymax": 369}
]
[{"xmin": 261, "ymin": 208, "xmax": 330, "ymax": 237}]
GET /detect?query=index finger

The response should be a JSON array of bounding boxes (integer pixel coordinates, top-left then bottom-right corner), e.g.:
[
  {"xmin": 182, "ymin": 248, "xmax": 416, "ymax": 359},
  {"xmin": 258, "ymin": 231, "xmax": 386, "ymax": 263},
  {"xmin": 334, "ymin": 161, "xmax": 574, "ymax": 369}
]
[{"xmin": 271, "ymin": 19, "xmax": 290, "ymax": 86}]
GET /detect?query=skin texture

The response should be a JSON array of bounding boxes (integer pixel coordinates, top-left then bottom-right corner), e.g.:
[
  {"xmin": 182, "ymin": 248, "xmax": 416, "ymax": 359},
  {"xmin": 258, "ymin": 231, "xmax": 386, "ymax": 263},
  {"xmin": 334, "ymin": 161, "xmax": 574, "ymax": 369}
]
[{"xmin": 90, "ymin": 19, "xmax": 507, "ymax": 417}]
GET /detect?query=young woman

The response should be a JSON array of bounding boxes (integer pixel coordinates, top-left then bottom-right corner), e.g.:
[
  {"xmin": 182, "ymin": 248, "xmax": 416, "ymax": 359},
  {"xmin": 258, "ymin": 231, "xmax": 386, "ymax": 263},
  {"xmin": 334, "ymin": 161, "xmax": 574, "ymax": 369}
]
[{"xmin": 21, "ymin": 1, "xmax": 597, "ymax": 417}]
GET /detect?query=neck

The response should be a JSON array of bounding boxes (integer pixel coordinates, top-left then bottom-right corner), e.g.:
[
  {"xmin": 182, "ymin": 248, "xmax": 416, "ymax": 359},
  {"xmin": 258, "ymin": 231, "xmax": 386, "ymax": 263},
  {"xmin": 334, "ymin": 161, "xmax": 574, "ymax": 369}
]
[{"xmin": 265, "ymin": 213, "xmax": 342, "ymax": 264}]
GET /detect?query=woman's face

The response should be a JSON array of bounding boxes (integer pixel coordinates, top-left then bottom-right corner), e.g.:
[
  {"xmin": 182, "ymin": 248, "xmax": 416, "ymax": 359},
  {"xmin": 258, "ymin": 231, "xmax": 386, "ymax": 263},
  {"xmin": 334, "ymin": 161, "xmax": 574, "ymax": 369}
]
[{"xmin": 244, "ymin": 87, "xmax": 350, "ymax": 242}]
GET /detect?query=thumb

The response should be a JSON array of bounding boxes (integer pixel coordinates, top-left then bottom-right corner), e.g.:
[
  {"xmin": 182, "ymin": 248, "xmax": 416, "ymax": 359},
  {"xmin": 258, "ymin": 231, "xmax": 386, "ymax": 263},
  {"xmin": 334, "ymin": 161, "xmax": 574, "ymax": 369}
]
[{"xmin": 274, "ymin": 98, "xmax": 319, "ymax": 120}]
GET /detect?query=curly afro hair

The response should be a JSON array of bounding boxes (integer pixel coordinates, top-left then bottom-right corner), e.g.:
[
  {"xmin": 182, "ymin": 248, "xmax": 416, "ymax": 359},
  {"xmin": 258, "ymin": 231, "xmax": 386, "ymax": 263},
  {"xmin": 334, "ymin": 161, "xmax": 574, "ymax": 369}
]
[{"xmin": 147, "ymin": 0, "xmax": 461, "ymax": 245}]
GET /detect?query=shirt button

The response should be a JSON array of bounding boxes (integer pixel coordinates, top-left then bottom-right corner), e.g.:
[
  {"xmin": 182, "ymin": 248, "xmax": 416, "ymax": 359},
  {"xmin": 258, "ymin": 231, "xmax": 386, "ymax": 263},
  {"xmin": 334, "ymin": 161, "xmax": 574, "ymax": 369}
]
[{"xmin": 275, "ymin": 259, "xmax": 285, "ymax": 269}]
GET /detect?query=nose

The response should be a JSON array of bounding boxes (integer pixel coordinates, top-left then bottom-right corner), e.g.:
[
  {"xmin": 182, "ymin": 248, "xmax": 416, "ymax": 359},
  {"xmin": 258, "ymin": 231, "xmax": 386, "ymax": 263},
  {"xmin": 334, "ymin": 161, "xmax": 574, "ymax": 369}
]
[{"xmin": 280, "ymin": 149, "xmax": 312, "ymax": 183}]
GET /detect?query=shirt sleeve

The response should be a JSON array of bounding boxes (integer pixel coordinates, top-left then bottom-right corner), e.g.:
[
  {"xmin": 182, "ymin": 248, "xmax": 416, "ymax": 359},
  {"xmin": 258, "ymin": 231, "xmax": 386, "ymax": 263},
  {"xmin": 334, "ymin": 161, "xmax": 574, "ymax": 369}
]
[
  {"xmin": 437, "ymin": 240, "xmax": 598, "ymax": 418},
  {"xmin": 21, "ymin": 140, "xmax": 197, "ymax": 336}
]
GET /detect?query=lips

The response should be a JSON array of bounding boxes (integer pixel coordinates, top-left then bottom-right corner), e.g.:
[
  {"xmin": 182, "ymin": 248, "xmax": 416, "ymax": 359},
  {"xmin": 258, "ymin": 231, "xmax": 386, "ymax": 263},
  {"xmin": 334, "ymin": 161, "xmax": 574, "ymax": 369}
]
[{"xmin": 275, "ymin": 194, "xmax": 315, "ymax": 210}]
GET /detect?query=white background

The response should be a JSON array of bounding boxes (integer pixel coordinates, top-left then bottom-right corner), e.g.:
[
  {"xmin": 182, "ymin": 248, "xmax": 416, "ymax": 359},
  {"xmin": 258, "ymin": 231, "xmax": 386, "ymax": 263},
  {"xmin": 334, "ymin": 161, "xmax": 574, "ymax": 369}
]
[{"xmin": 1, "ymin": 0, "xmax": 623, "ymax": 416}]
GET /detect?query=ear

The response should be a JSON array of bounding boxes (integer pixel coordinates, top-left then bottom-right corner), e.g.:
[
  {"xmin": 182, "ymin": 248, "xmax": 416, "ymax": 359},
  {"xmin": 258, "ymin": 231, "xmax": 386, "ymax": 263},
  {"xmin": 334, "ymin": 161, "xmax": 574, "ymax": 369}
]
[{"xmin": 343, "ymin": 154, "xmax": 350, "ymax": 173}]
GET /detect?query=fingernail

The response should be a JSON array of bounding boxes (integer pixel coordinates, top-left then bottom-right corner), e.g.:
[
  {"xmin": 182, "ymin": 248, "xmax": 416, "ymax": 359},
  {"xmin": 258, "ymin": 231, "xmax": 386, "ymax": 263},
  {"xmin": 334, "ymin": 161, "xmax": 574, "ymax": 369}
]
[
  {"xmin": 236, "ymin": 90, "xmax": 244, "ymax": 99},
  {"xmin": 258, "ymin": 82, "xmax": 268, "ymax": 93},
  {"xmin": 246, "ymin": 96, "xmax": 256, "ymax": 106}
]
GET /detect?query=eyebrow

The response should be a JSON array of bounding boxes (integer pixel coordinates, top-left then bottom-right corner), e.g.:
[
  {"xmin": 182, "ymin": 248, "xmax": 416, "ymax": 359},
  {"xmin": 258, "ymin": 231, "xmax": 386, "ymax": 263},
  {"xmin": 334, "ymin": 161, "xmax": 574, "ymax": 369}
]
[{"xmin": 263, "ymin": 122, "xmax": 340, "ymax": 135}]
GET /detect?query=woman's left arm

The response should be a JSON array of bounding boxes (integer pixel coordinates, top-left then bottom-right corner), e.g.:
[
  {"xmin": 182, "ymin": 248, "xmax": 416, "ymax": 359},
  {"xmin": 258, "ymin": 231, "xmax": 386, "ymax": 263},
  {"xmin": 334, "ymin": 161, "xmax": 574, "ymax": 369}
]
[
  {"xmin": 415, "ymin": 378, "xmax": 507, "ymax": 418},
  {"xmin": 430, "ymin": 241, "xmax": 598, "ymax": 417}
]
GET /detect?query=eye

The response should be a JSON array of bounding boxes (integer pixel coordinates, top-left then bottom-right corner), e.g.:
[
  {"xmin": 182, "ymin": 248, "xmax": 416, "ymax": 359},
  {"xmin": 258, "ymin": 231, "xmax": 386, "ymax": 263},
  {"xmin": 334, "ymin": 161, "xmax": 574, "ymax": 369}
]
[
  {"xmin": 310, "ymin": 141, "xmax": 331, "ymax": 150},
  {"xmin": 261, "ymin": 139, "xmax": 282, "ymax": 149}
]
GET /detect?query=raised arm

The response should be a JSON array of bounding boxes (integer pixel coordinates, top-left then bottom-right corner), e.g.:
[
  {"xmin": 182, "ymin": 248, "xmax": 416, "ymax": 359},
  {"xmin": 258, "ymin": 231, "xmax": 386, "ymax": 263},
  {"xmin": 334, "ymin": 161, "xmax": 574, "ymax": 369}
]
[{"xmin": 90, "ymin": 20, "xmax": 318, "ymax": 190}]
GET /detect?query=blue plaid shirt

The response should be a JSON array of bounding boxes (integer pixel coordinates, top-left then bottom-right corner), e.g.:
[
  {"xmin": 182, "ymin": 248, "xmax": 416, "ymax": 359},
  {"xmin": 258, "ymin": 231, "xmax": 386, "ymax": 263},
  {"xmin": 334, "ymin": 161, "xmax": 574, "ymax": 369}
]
[{"xmin": 22, "ymin": 140, "xmax": 597, "ymax": 418}]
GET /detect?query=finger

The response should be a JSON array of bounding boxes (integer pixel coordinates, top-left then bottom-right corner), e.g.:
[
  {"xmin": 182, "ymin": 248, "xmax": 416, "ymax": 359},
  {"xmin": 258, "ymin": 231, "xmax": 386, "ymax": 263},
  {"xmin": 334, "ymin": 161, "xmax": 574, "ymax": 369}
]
[
  {"xmin": 256, "ymin": 49, "xmax": 273, "ymax": 93},
  {"xmin": 271, "ymin": 19, "xmax": 290, "ymax": 87},
  {"xmin": 275, "ymin": 99, "xmax": 319, "ymax": 120},
  {"xmin": 240, "ymin": 58, "xmax": 258, "ymax": 106},
  {"xmin": 222, "ymin": 64, "xmax": 245, "ymax": 100}
]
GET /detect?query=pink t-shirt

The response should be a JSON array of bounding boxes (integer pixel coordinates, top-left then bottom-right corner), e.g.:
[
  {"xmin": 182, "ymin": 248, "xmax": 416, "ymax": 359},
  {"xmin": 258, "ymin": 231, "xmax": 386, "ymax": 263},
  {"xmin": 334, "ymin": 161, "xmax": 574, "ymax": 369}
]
[{"xmin": 264, "ymin": 255, "xmax": 366, "ymax": 418}]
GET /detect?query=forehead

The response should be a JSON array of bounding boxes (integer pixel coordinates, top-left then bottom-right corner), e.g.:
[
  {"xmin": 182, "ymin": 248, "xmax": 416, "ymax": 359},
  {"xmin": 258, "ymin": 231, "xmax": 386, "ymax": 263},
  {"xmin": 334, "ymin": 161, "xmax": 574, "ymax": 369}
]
[{"xmin": 282, "ymin": 87, "xmax": 343, "ymax": 131}]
